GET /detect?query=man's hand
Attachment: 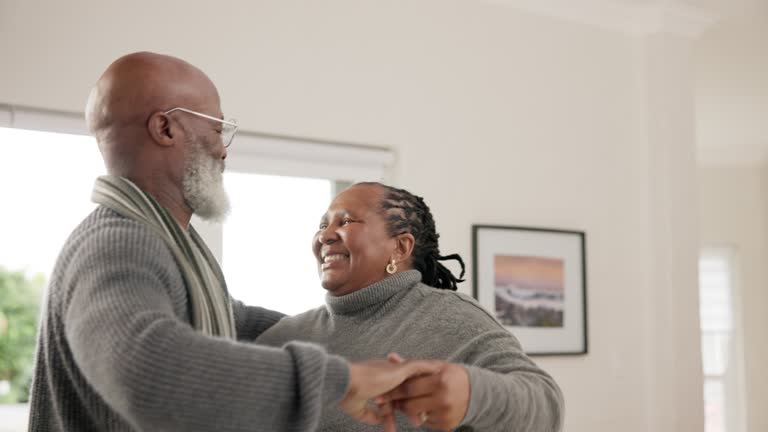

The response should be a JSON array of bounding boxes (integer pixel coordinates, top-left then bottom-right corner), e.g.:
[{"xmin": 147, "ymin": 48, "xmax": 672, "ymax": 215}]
[
  {"xmin": 339, "ymin": 358, "xmax": 442, "ymax": 428},
  {"xmin": 377, "ymin": 354, "xmax": 471, "ymax": 431}
]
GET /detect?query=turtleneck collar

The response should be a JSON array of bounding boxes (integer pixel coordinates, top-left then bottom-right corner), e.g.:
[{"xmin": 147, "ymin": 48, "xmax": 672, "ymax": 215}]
[{"xmin": 325, "ymin": 270, "xmax": 422, "ymax": 315}]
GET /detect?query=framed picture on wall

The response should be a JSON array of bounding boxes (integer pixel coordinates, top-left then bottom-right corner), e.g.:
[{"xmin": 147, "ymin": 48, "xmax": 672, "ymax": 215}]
[{"xmin": 472, "ymin": 225, "xmax": 588, "ymax": 355}]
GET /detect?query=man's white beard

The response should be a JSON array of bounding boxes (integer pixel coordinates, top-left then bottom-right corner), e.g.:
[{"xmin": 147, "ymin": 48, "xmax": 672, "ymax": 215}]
[{"xmin": 182, "ymin": 137, "xmax": 231, "ymax": 222}]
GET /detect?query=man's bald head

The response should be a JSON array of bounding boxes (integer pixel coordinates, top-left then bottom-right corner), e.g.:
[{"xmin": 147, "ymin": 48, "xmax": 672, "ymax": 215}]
[
  {"xmin": 85, "ymin": 52, "xmax": 222, "ymax": 177},
  {"xmin": 86, "ymin": 52, "xmax": 218, "ymax": 140}
]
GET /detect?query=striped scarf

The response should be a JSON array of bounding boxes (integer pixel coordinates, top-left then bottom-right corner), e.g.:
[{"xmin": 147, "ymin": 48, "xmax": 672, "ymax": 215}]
[{"xmin": 91, "ymin": 175, "xmax": 236, "ymax": 339}]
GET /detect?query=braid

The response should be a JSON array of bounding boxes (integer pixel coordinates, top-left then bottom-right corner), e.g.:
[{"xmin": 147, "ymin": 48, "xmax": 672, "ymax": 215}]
[{"xmin": 357, "ymin": 182, "xmax": 465, "ymax": 290}]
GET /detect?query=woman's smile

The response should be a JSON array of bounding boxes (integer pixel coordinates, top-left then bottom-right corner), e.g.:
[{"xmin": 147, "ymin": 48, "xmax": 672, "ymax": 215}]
[{"xmin": 321, "ymin": 253, "xmax": 349, "ymax": 270}]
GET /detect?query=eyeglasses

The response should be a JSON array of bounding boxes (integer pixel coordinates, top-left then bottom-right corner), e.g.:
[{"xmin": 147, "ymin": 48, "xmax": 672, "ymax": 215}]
[{"xmin": 163, "ymin": 107, "xmax": 238, "ymax": 148}]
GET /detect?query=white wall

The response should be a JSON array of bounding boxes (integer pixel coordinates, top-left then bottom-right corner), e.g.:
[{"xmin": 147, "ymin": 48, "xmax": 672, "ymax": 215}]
[
  {"xmin": 695, "ymin": 0, "xmax": 768, "ymax": 165},
  {"xmin": 695, "ymin": 4, "xmax": 768, "ymax": 430},
  {"xmin": 699, "ymin": 166, "xmax": 768, "ymax": 432},
  {"xmin": 0, "ymin": 1, "xmax": 707, "ymax": 430}
]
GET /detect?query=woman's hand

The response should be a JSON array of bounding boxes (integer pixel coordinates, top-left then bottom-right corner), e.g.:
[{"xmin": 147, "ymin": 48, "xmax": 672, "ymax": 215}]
[
  {"xmin": 378, "ymin": 354, "xmax": 471, "ymax": 431},
  {"xmin": 340, "ymin": 358, "xmax": 442, "ymax": 427}
]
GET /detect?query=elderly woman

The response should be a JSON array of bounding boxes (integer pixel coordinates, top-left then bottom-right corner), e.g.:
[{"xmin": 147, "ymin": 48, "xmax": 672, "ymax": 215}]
[{"xmin": 256, "ymin": 182, "xmax": 564, "ymax": 431}]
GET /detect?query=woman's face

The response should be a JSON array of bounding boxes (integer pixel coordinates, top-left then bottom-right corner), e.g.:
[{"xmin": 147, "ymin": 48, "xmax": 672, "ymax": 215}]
[{"xmin": 313, "ymin": 185, "xmax": 397, "ymax": 296}]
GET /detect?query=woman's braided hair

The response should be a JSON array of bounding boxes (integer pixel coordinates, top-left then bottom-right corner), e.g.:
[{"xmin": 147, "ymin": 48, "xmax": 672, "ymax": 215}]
[{"xmin": 357, "ymin": 182, "xmax": 465, "ymax": 291}]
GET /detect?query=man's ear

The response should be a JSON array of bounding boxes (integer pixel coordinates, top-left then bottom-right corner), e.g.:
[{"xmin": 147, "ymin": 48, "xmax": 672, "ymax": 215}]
[
  {"xmin": 394, "ymin": 233, "xmax": 415, "ymax": 263},
  {"xmin": 147, "ymin": 112, "xmax": 176, "ymax": 147}
]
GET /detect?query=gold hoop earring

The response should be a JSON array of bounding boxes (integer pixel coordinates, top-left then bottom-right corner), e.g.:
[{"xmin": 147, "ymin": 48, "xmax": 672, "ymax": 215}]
[{"xmin": 386, "ymin": 259, "xmax": 397, "ymax": 275}]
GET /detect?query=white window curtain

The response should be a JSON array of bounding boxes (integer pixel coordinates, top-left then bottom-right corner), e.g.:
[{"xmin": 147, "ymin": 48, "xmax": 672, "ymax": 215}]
[
  {"xmin": 0, "ymin": 104, "xmax": 395, "ymax": 260},
  {"xmin": 0, "ymin": 104, "xmax": 394, "ymax": 182}
]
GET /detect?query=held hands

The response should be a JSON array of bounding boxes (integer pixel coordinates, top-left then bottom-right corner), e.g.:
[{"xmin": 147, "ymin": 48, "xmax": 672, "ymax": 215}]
[
  {"xmin": 377, "ymin": 353, "xmax": 471, "ymax": 431},
  {"xmin": 339, "ymin": 358, "xmax": 442, "ymax": 429},
  {"xmin": 339, "ymin": 354, "xmax": 470, "ymax": 431}
]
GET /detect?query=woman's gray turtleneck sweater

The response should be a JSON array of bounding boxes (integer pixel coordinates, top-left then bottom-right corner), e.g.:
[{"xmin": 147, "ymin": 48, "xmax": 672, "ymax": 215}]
[{"xmin": 256, "ymin": 270, "xmax": 564, "ymax": 432}]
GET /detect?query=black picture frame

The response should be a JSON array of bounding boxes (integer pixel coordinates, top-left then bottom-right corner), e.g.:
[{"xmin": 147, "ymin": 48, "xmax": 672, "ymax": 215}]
[{"xmin": 472, "ymin": 225, "xmax": 588, "ymax": 356}]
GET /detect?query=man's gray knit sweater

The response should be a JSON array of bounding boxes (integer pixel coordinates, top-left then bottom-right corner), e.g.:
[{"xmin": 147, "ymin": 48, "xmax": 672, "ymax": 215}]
[
  {"xmin": 256, "ymin": 270, "xmax": 564, "ymax": 432},
  {"xmin": 28, "ymin": 206, "xmax": 350, "ymax": 431}
]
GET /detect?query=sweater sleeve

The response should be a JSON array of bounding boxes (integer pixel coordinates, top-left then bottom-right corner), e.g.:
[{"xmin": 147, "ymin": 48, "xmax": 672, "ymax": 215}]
[
  {"xmin": 446, "ymin": 301, "xmax": 564, "ymax": 432},
  {"xmin": 231, "ymin": 299, "xmax": 286, "ymax": 341},
  {"xmin": 63, "ymin": 221, "xmax": 349, "ymax": 432}
]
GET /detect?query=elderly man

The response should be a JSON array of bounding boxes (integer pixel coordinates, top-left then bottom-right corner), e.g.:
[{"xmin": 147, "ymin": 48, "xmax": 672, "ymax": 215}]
[{"xmin": 28, "ymin": 52, "xmax": 437, "ymax": 432}]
